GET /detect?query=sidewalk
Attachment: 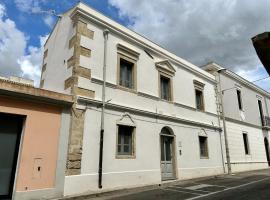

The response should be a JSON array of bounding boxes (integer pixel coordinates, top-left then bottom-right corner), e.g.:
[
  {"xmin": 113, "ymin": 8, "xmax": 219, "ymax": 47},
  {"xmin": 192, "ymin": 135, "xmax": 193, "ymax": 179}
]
[{"xmin": 57, "ymin": 168, "xmax": 270, "ymax": 200}]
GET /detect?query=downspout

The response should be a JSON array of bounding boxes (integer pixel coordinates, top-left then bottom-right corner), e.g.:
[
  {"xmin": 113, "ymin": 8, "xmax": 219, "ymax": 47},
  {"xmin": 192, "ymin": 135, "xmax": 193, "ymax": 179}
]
[
  {"xmin": 98, "ymin": 29, "xmax": 109, "ymax": 189},
  {"xmin": 217, "ymin": 71, "xmax": 232, "ymax": 174}
]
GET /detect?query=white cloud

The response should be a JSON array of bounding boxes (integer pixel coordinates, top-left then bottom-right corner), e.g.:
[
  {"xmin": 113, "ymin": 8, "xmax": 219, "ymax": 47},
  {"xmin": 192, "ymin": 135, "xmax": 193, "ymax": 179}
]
[
  {"xmin": 14, "ymin": 0, "xmax": 55, "ymax": 27},
  {"xmin": 0, "ymin": 4, "xmax": 26, "ymax": 77},
  {"xmin": 109, "ymin": 0, "xmax": 270, "ymax": 87},
  {"xmin": 43, "ymin": 15, "xmax": 55, "ymax": 28},
  {"xmin": 0, "ymin": 3, "xmax": 47, "ymax": 86},
  {"xmin": 236, "ymin": 66, "xmax": 270, "ymax": 92},
  {"xmin": 18, "ymin": 35, "xmax": 48, "ymax": 84},
  {"xmin": 14, "ymin": 0, "xmax": 43, "ymax": 13}
]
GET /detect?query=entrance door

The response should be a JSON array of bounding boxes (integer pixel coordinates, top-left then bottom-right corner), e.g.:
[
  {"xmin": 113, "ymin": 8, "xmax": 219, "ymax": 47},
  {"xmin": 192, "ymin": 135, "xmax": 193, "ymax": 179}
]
[
  {"xmin": 0, "ymin": 113, "xmax": 23, "ymax": 199},
  {"xmin": 160, "ymin": 127, "xmax": 175, "ymax": 181},
  {"xmin": 264, "ymin": 138, "xmax": 270, "ymax": 166}
]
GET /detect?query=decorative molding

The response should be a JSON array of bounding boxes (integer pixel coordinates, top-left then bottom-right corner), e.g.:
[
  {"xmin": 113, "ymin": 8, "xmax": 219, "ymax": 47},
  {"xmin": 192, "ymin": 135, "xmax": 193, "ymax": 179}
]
[
  {"xmin": 80, "ymin": 46, "xmax": 91, "ymax": 57},
  {"xmin": 73, "ymin": 86, "xmax": 95, "ymax": 98},
  {"xmin": 90, "ymin": 78, "xmax": 217, "ymax": 117},
  {"xmin": 116, "ymin": 112, "xmax": 136, "ymax": 127},
  {"xmin": 138, "ymin": 92, "xmax": 159, "ymax": 100},
  {"xmin": 78, "ymin": 97, "xmax": 221, "ymax": 131},
  {"xmin": 91, "ymin": 77, "xmax": 117, "ymax": 88},
  {"xmin": 225, "ymin": 116, "xmax": 263, "ymax": 129},
  {"xmin": 156, "ymin": 60, "xmax": 176, "ymax": 75},
  {"xmin": 174, "ymin": 102, "xmax": 196, "ymax": 111},
  {"xmin": 193, "ymin": 80, "xmax": 205, "ymax": 90},
  {"xmin": 65, "ymin": 76, "xmax": 78, "ymax": 90},
  {"xmin": 73, "ymin": 66, "xmax": 91, "ymax": 79},
  {"xmin": 117, "ymin": 43, "xmax": 140, "ymax": 60},
  {"xmin": 198, "ymin": 128, "xmax": 208, "ymax": 137}
]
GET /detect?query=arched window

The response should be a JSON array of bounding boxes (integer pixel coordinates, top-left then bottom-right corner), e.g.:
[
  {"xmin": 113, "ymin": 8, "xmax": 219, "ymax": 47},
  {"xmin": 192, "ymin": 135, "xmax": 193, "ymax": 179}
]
[{"xmin": 161, "ymin": 127, "xmax": 173, "ymax": 135}]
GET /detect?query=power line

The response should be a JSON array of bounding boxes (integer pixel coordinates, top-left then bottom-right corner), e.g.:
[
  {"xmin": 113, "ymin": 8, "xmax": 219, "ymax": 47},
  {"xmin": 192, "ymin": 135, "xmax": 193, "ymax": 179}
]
[{"xmin": 251, "ymin": 75, "xmax": 270, "ymax": 83}]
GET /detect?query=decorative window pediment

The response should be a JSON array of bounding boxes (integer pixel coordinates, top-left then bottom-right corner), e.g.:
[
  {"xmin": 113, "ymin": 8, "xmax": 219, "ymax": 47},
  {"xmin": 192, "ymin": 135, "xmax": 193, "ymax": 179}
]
[
  {"xmin": 155, "ymin": 60, "xmax": 176, "ymax": 76},
  {"xmin": 198, "ymin": 128, "xmax": 207, "ymax": 137},
  {"xmin": 117, "ymin": 43, "xmax": 140, "ymax": 60},
  {"xmin": 116, "ymin": 112, "xmax": 136, "ymax": 127},
  {"xmin": 193, "ymin": 80, "xmax": 205, "ymax": 90}
]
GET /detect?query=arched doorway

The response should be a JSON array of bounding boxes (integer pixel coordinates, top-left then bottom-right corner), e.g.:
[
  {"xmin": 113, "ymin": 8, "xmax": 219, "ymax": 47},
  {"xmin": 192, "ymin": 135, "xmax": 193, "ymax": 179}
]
[
  {"xmin": 160, "ymin": 127, "xmax": 176, "ymax": 180},
  {"xmin": 264, "ymin": 138, "xmax": 270, "ymax": 166}
]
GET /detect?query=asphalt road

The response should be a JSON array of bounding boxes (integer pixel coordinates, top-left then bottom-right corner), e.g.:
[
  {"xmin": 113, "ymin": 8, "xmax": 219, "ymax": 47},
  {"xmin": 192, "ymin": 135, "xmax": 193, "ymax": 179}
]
[{"xmin": 104, "ymin": 169, "xmax": 270, "ymax": 200}]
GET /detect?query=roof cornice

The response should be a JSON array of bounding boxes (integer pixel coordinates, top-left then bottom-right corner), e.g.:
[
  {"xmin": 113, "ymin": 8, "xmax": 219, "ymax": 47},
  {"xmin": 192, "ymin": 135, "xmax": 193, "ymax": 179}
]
[
  {"xmin": 203, "ymin": 62, "xmax": 270, "ymax": 98},
  {"xmin": 70, "ymin": 4, "xmax": 216, "ymax": 84},
  {"xmin": 0, "ymin": 79, "xmax": 74, "ymax": 106}
]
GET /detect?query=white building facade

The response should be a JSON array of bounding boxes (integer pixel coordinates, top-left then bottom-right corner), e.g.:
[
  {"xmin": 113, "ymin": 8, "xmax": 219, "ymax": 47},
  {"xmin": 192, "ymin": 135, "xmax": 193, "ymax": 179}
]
[
  {"xmin": 41, "ymin": 3, "xmax": 226, "ymax": 197},
  {"xmin": 203, "ymin": 63, "xmax": 270, "ymax": 173}
]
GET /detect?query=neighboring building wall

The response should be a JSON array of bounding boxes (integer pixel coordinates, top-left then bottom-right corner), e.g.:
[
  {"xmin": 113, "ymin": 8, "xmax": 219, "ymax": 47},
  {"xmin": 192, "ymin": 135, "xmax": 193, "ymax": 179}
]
[
  {"xmin": 203, "ymin": 63, "xmax": 270, "ymax": 173},
  {"xmin": 220, "ymin": 73, "xmax": 267, "ymax": 126},
  {"xmin": 0, "ymin": 96, "xmax": 62, "ymax": 190},
  {"xmin": 0, "ymin": 95, "xmax": 71, "ymax": 200},
  {"xmin": 226, "ymin": 121, "xmax": 268, "ymax": 172},
  {"xmin": 40, "ymin": 9, "xmax": 74, "ymax": 93}
]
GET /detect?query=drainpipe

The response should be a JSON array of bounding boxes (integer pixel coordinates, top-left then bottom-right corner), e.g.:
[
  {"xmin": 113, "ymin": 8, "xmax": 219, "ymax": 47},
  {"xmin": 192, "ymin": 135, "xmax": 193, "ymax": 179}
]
[
  {"xmin": 217, "ymin": 70, "xmax": 232, "ymax": 174},
  {"xmin": 98, "ymin": 29, "xmax": 109, "ymax": 189}
]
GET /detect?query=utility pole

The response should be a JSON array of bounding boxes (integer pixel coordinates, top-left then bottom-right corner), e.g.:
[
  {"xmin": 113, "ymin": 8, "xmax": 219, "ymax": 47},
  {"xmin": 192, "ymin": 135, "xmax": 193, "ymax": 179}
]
[{"xmin": 217, "ymin": 69, "xmax": 232, "ymax": 174}]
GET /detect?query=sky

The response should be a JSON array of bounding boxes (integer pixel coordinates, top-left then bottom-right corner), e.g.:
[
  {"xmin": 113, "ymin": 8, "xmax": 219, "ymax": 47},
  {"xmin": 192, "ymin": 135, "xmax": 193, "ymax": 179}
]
[{"xmin": 0, "ymin": 0, "xmax": 269, "ymax": 91}]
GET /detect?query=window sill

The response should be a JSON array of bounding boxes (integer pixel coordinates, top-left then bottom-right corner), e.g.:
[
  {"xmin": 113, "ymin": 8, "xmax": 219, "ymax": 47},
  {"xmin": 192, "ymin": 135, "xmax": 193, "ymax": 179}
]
[
  {"xmin": 196, "ymin": 108, "xmax": 205, "ymax": 113},
  {"xmin": 159, "ymin": 98, "xmax": 174, "ymax": 104},
  {"xmin": 116, "ymin": 155, "xmax": 136, "ymax": 159},
  {"xmin": 200, "ymin": 156, "xmax": 209, "ymax": 159},
  {"xmin": 117, "ymin": 85, "xmax": 137, "ymax": 94}
]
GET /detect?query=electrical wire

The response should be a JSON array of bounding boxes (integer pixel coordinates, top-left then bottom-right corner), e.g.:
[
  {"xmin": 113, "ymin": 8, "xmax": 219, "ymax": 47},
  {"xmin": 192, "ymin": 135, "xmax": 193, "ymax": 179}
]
[{"xmin": 251, "ymin": 76, "xmax": 270, "ymax": 83}]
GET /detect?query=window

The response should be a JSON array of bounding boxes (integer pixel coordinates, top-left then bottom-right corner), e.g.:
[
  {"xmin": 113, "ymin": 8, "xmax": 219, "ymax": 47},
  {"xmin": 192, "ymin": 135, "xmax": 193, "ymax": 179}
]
[
  {"xmin": 237, "ymin": 90, "xmax": 243, "ymax": 110},
  {"xmin": 117, "ymin": 125, "xmax": 135, "ymax": 157},
  {"xmin": 258, "ymin": 99, "xmax": 265, "ymax": 126},
  {"xmin": 195, "ymin": 89, "xmax": 204, "ymax": 110},
  {"xmin": 194, "ymin": 80, "xmax": 205, "ymax": 111},
  {"xmin": 160, "ymin": 75, "xmax": 172, "ymax": 101},
  {"xmin": 117, "ymin": 44, "xmax": 139, "ymax": 91},
  {"xmin": 243, "ymin": 133, "xmax": 250, "ymax": 155},
  {"xmin": 119, "ymin": 58, "xmax": 134, "ymax": 89},
  {"xmin": 199, "ymin": 136, "xmax": 208, "ymax": 158}
]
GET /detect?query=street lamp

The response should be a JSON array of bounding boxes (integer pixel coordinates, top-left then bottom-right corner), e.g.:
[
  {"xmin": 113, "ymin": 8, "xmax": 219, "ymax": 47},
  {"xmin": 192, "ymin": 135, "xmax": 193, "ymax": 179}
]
[{"xmin": 217, "ymin": 69, "xmax": 232, "ymax": 174}]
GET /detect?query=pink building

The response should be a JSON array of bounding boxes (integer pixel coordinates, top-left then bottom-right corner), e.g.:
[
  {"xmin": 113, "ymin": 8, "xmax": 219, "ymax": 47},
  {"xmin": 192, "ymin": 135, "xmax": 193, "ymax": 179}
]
[{"xmin": 0, "ymin": 77, "xmax": 73, "ymax": 200}]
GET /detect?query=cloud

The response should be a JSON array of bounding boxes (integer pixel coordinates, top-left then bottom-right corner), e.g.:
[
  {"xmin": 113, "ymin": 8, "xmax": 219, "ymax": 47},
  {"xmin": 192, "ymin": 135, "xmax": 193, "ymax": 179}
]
[
  {"xmin": 109, "ymin": 0, "xmax": 270, "ymax": 91},
  {"xmin": 14, "ymin": 0, "xmax": 55, "ymax": 27},
  {"xmin": 43, "ymin": 15, "xmax": 55, "ymax": 28},
  {"xmin": 108, "ymin": 0, "xmax": 270, "ymax": 73},
  {"xmin": 0, "ymin": 3, "xmax": 47, "ymax": 85},
  {"xmin": 0, "ymin": 4, "xmax": 26, "ymax": 77},
  {"xmin": 18, "ymin": 35, "xmax": 48, "ymax": 84},
  {"xmin": 236, "ymin": 66, "xmax": 270, "ymax": 92},
  {"xmin": 14, "ymin": 0, "xmax": 43, "ymax": 13}
]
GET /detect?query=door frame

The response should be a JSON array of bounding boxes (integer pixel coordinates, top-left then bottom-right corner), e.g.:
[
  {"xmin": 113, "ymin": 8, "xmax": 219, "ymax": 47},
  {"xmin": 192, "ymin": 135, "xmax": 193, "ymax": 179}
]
[
  {"xmin": 0, "ymin": 113, "xmax": 25, "ymax": 199},
  {"xmin": 264, "ymin": 137, "xmax": 270, "ymax": 166},
  {"xmin": 159, "ymin": 127, "xmax": 178, "ymax": 181}
]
